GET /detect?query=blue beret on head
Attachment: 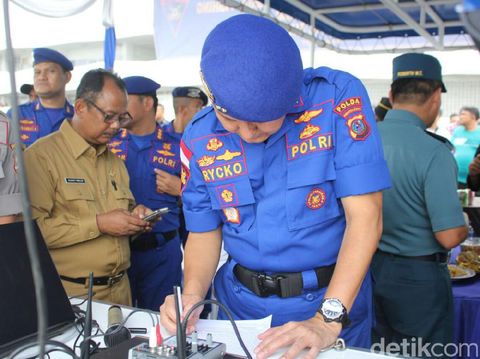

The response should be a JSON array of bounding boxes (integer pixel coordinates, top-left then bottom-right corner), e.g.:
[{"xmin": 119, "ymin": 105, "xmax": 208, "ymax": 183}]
[
  {"xmin": 392, "ymin": 53, "xmax": 446, "ymax": 92},
  {"xmin": 172, "ymin": 86, "xmax": 208, "ymax": 106},
  {"xmin": 201, "ymin": 14, "xmax": 303, "ymax": 122},
  {"xmin": 33, "ymin": 48, "xmax": 73, "ymax": 71},
  {"xmin": 123, "ymin": 76, "xmax": 161, "ymax": 95}
]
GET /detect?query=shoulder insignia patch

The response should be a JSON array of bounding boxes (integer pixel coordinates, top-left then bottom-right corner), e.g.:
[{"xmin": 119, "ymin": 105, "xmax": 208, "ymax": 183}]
[
  {"xmin": 425, "ymin": 131, "xmax": 454, "ymax": 150},
  {"xmin": 346, "ymin": 113, "xmax": 370, "ymax": 141},
  {"xmin": 306, "ymin": 188, "xmax": 326, "ymax": 210},
  {"xmin": 334, "ymin": 97, "xmax": 362, "ymax": 119}
]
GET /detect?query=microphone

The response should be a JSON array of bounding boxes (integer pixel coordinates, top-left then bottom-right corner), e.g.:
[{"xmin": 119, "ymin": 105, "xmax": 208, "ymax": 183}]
[{"xmin": 104, "ymin": 305, "xmax": 131, "ymax": 347}]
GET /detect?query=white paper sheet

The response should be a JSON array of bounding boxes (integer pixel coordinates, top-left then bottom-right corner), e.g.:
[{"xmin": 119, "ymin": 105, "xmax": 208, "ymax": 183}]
[{"xmin": 194, "ymin": 315, "xmax": 272, "ymax": 357}]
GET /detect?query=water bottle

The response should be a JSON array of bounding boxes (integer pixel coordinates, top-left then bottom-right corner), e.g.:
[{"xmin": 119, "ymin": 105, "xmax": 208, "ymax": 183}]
[{"xmin": 468, "ymin": 224, "xmax": 475, "ymax": 240}]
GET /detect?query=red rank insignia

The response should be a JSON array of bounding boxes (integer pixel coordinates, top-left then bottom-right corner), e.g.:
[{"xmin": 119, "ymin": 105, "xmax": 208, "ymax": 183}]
[{"xmin": 306, "ymin": 188, "xmax": 326, "ymax": 210}]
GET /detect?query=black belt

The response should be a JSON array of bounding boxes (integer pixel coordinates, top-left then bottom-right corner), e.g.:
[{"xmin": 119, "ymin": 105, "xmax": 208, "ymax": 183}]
[
  {"xmin": 377, "ymin": 249, "xmax": 448, "ymax": 263},
  {"xmin": 130, "ymin": 230, "xmax": 178, "ymax": 251},
  {"xmin": 60, "ymin": 271, "xmax": 125, "ymax": 287},
  {"xmin": 233, "ymin": 262, "xmax": 335, "ymax": 298}
]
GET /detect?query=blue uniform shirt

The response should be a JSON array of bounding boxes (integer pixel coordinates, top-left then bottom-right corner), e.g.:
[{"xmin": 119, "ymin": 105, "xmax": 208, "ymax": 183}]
[
  {"xmin": 7, "ymin": 99, "xmax": 73, "ymax": 147},
  {"xmin": 378, "ymin": 109, "xmax": 465, "ymax": 255},
  {"xmin": 180, "ymin": 67, "xmax": 391, "ymax": 272},
  {"xmin": 109, "ymin": 122, "xmax": 181, "ymax": 234}
]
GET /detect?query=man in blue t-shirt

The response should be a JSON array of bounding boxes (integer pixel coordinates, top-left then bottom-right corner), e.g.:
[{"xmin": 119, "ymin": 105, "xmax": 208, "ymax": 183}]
[
  {"xmin": 108, "ymin": 76, "xmax": 184, "ymax": 311},
  {"xmin": 451, "ymin": 106, "xmax": 480, "ymax": 187},
  {"xmin": 7, "ymin": 48, "xmax": 74, "ymax": 147}
]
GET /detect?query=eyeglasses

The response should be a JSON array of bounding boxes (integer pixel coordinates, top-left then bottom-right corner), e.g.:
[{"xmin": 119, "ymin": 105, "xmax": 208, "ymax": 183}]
[{"xmin": 84, "ymin": 98, "xmax": 132, "ymax": 127}]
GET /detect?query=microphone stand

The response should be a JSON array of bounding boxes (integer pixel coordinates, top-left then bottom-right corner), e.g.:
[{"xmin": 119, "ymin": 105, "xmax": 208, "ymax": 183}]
[{"xmin": 174, "ymin": 286, "xmax": 186, "ymax": 359}]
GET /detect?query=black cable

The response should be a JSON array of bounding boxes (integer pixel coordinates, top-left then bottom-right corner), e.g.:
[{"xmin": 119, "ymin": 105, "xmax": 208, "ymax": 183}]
[
  {"xmin": 2, "ymin": 1, "xmax": 47, "ymax": 358},
  {"xmin": 182, "ymin": 299, "xmax": 253, "ymax": 359},
  {"xmin": 69, "ymin": 291, "xmax": 97, "ymax": 304},
  {"xmin": 7, "ymin": 339, "xmax": 80, "ymax": 359}
]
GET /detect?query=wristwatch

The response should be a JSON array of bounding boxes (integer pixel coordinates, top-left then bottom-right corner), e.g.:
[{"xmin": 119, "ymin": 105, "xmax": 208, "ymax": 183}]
[{"xmin": 318, "ymin": 298, "xmax": 350, "ymax": 329}]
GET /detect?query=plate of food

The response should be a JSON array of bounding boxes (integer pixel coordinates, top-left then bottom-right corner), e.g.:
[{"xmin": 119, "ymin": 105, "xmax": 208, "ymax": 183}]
[{"xmin": 448, "ymin": 264, "xmax": 476, "ymax": 280}]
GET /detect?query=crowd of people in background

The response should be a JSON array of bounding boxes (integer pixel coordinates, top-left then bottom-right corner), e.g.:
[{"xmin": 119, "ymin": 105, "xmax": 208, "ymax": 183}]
[{"xmin": 1, "ymin": 12, "xmax": 480, "ymax": 359}]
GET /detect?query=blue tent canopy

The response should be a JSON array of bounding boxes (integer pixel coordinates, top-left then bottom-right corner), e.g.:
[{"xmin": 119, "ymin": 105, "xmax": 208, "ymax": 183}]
[{"xmin": 219, "ymin": 0, "xmax": 474, "ymax": 54}]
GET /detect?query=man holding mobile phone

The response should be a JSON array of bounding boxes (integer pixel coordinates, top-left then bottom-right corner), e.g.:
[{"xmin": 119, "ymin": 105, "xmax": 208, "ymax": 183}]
[
  {"xmin": 24, "ymin": 69, "xmax": 153, "ymax": 305},
  {"xmin": 108, "ymin": 76, "xmax": 183, "ymax": 311}
]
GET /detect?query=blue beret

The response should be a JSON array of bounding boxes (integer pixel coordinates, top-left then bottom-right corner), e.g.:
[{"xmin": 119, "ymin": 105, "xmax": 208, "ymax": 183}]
[
  {"xmin": 392, "ymin": 53, "xmax": 446, "ymax": 92},
  {"xmin": 172, "ymin": 86, "xmax": 208, "ymax": 106},
  {"xmin": 201, "ymin": 14, "xmax": 303, "ymax": 122},
  {"xmin": 123, "ymin": 76, "xmax": 161, "ymax": 95},
  {"xmin": 33, "ymin": 48, "xmax": 73, "ymax": 71}
]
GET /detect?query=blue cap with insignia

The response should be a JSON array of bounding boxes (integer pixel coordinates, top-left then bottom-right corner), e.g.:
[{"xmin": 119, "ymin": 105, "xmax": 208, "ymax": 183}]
[
  {"xmin": 123, "ymin": 76, "xmax": 161, "ymax": 94},
  {"xmin": 392, "ymin": 53, "xmax": 446, "ymax": 92},
  {"xmin": 200, "ymin": 14, "xmax": 303, "ymax": 122},
  {"xmin": 172, "ymin": 86, "xmax": 208, "ymax": 106},
  {"xmin": 33, "ymin": 48, "xmax": 73, "ymax": 71}
]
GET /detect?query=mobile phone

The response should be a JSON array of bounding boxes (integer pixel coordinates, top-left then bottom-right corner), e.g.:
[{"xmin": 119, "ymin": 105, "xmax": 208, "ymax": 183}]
[{"xmin": 143, "ymin": 207, "xmax": 169, "ymax": 222}]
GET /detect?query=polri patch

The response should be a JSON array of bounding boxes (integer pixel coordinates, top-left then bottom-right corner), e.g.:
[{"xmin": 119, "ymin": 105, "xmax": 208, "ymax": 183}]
[
  {"xmin": 334, "ymin": 97, "xmax": 362, "ymax": 119},
  {"xmin": 306, "ymin": 188, "xmax": 326, "ymax": 209},
  {"xmin": 346, "ymin": 113, "xmax": 370, "ymax": 141}
]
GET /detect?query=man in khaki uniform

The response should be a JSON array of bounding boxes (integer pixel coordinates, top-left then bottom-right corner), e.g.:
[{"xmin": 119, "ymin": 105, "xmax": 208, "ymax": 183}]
[
  {"xmin": 25, "ymin": 69, "xmax": 152, "ymax": 305},
  {"xmin": 0, "ymin": 112, "xmax": 22, "ymax": 224}
]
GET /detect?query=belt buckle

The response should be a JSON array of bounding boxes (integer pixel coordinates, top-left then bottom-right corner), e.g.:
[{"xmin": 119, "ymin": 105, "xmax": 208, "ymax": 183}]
[
  {"xmin": 254, "ymin": 273, "xmax": 280, "ymax": 297},
  {"xmin": 107, "ymin": 272, "xmax": 123, "ymax": 287}
]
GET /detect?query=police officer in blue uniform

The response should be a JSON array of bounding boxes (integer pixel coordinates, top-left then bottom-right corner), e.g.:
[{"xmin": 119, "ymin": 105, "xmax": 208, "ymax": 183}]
[
  {"xmin": 168, "ymin": 86, "xmax": 208, "ymax": 247},
  {"xmin": 160, "ymin": 15, "xmax": 391, "ymax": 358},
  {"xmin": 108, "ymin": 76, "xmax": 182, "ymax": 311},
  {"xmin": 8, "ymin": 48, "xmax": 74, "ymax": 147}
]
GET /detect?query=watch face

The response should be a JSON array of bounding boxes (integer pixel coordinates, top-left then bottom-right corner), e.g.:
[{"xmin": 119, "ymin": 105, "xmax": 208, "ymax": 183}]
[{"xmin": 321, "ymin": 298, "xmax": 343, "ymax": 320}]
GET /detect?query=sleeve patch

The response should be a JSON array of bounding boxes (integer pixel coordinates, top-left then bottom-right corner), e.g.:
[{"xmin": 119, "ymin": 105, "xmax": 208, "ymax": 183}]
[
  {"xmin": 334, "ymin": 97, "xmax": 362, "ymax": 119},
  {"xmin": 346, "ymin": 113, "xmax": 371, "ymax": 141}
]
